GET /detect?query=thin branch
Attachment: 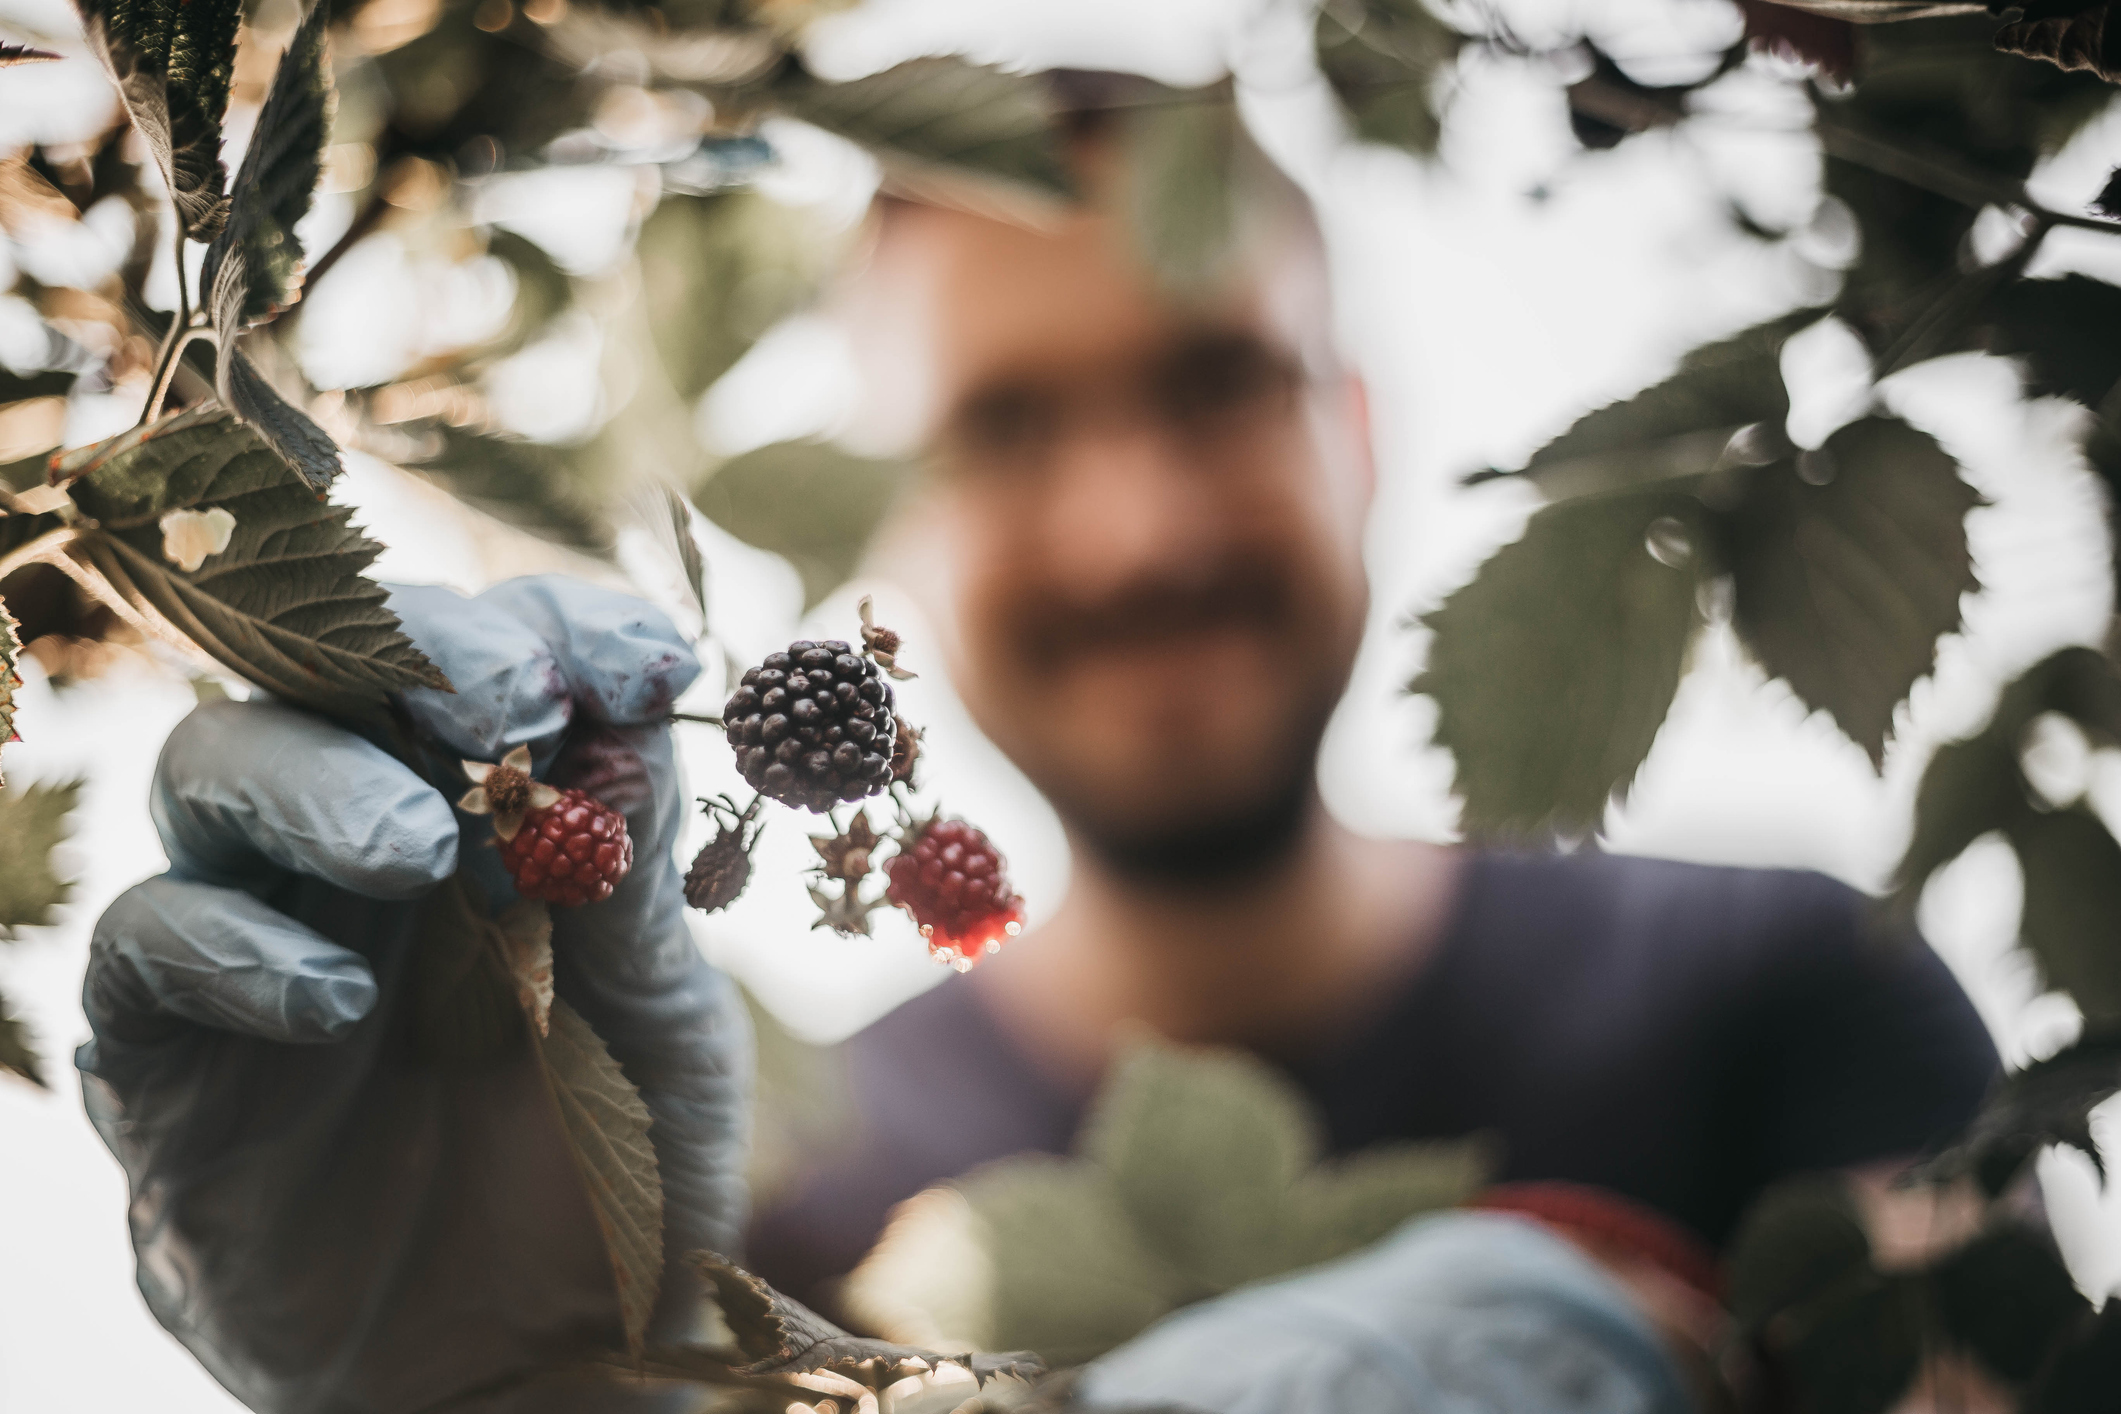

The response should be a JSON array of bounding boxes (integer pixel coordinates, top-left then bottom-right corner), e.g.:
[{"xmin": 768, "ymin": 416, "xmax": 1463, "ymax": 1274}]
[
  {"xmin": 142, "ymin": 322, "xmax": 209, "ymax": 425},
  {"xmin": 302, "ymin": 185, "xmax": 393, "ymax": 297},
  {"xmin": 1874, "ymin": 218, "xmax": 2053, "ymax": 379}
]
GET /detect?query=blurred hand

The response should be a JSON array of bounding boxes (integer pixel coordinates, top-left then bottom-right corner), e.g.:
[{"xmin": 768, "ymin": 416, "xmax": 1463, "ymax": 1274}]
[{"xmin": 79, "ymin": 575, "xmax": 751, "ymax": 1414}]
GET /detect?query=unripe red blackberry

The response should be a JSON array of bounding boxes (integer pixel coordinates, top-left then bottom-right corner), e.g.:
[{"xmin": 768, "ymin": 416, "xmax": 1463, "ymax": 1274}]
[
  {"xmin": 460, "ymin": 747, "xmax": 632, "ymax": 907},
  {"xmin": 723, "ymin": 640, "xmax": 897, "ymax": 813},
  {"xmin": 884, "ymin": 815, "xmax": 1024, "ymax": 968}
]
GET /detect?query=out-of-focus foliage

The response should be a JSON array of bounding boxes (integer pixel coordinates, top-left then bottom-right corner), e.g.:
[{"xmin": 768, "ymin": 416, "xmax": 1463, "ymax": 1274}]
[
  {"xmin": 1315, "ymin": 0, "xmax": 1462, "ymax": 156},
  {"xmin": 842, "ymin": 1038, "xmax": 1489, "ymax": 1364},
  {"xmin": 1728, "ymin": 1172, "xmax": 2106, "ymax": 1413},
  {"xmin": 0, "ymin": 778, "xmax": 81, "ymax": 1087}
]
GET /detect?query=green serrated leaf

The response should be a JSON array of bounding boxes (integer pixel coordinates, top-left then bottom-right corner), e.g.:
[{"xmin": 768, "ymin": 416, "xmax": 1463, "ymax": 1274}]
[
  {"xmin": 223, "ymin": 352, "xmax": 341, "ymax": 493},
  {"xmin": 1915, "ymin": 1030, "xmax": 2121, "ymax": 1195},
  {"xmin": 0, "ymin": 779, "xmax": 79, "ymax": 935},
  {"xmin": 74, "ymin": 0, "xmax": 242, "ymax": 237},
  {"xmin": 56, "ymin": 407, "xmax": 448, "ymax": 721},
  {"xmin": 1416, "ymin": 489, "xmax": 1706, "ymax": 837},
  {"xmin": 1932, "ymin": 1226, "xmax": 2090, "ymax": 1385},
  {"xmin": 636, "ymin": 191, "xmax": 827, "ymax": 403},
  {"xmin": 2006, "ymin": 805, "xmax": 2121, "ymax": 1025},
  {"xmin": 203, "ymin": 2, "xmax": 330, "ymax": 333},
  {"xmin": 1120, "ymin": 79, "xmax": 1244, "ymax": 293},
  {"xmin": 1315, "ymin": 0, "xmax": 1463, "ymax": 156},
  {"xmin": 1283, "ymin": 1137, "xmax": 1498, "ymax": 1272},
  {"xmin": 0, "ymin": 987, "xmax": 42, "ymax": 1086},
  {"xmin": 772, "ymin": 57, "xmax": 1071, "ymax": 200},
  {"xmin": 398, "ymin": 424, "xmax": 616, "ymax": 558},
  {"xmin": 1722, "ymin": 415, "xmax": 1980, "ymax": 766},
  {"xmin": 1503, "ymin": 308, "xmax": 1823, "ymax": 499},
  {"xmin": 692, "ymin": 439, "xmax": 908, "ymax": 608},
  {"xmin": 542, "ymin": 995, "xmax": 664, "ymax": 1360}
]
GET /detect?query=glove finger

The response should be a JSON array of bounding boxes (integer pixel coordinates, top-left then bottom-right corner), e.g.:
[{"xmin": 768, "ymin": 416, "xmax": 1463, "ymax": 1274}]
[
  {"xmin": 386, "ymin": 583, "xmax": 575, "ymax": 767},
  {"xmin": 154, "ymin": 699, "xmax": 458, "ymax": 899},
  {"xmin": 475, "ymin": 576, "xmax": 700, "ymax": 728},
  {"xmin": 85, "ymin": 876, "xmax": 378, "ymax": 1044}
]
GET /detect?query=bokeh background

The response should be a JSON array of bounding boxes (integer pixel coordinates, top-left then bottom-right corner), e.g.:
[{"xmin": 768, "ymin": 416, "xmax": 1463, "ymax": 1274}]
[{"xmin": 3, "ymin": 0, "xmax": 2120, "ymax": 1406}]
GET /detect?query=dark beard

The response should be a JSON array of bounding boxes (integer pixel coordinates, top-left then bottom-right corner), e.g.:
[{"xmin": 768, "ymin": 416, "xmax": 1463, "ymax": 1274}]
[{"xmin": 1069, "ymin": 747, "xmax": 1319, "ymax": 888}]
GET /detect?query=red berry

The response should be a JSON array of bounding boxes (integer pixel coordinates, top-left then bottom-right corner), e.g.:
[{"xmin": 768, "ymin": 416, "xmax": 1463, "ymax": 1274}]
[
  {"xmin": 885, "ymin": 816, "xmax": 1023, "ymax": 968},
  {"xmin": 499, "ymin": 788, "xmax": 633, "ymax": 907}
]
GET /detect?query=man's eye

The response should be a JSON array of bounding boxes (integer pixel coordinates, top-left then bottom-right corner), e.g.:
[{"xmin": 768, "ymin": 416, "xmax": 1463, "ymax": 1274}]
[
  {"xmin": 950, "ymin": 391, "xmax": 1061, "ymax": 465},
  {"xmin": 1155, "ymin": 341, "xmax": 1299, "ymax": 428}
]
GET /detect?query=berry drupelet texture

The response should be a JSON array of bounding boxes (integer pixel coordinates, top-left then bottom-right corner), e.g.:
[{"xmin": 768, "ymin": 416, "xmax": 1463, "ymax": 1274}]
[
  {"xmin": 499, "ymin": 788, "xmax": 633, "ymax": 906},
  {"xmin": 723, "ymin": 641, "xmax": 898, "ymax": 813},
  {"xmin": 884, "ymin": 816, "xmax": 1024, "ymax": 968}
]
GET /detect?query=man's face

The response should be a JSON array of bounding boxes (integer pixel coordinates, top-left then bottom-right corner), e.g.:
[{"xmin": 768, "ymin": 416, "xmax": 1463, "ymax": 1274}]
[{"xmin": 864, "ymin": 186, "xmax": 1373, "ymax": 874}]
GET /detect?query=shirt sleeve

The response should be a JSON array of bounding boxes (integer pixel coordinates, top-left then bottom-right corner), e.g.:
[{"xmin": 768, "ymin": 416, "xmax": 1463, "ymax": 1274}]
[{"xmin": 1748, "ymin": 873, "xmax": 1999, "ymax": 1176}]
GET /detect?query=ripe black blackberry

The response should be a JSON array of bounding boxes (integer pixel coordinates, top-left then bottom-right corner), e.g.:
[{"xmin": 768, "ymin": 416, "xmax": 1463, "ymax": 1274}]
[{"xmin": 723, "ymin": 640, "xmax": 897, "ymax": 812}]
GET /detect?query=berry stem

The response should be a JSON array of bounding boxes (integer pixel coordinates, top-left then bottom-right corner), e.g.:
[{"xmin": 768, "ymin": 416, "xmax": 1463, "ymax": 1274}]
[{"xmin": 669, "ymin": 711, "xmax": 724, "ymax": 728}]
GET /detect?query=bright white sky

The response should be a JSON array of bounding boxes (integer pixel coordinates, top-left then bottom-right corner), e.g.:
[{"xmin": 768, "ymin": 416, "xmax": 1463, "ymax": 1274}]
[{"xmin": 4, "ymin": 0, "xmax": 2121, "ymax": 1408}]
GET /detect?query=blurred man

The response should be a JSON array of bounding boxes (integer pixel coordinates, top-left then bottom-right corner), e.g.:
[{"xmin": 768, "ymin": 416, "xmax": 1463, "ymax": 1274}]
[{"xmin": 744, "ymin": 73, "xmax": 1999, "ymax": 1352}]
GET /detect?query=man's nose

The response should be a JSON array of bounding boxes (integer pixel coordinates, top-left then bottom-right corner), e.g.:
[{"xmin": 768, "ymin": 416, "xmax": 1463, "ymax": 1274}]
[{"xmin": 1040, "ymin": 420, "xmax": 1222, "ymax": 599}]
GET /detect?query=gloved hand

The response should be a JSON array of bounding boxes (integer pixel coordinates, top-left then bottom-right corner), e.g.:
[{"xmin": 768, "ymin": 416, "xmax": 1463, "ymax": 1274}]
[
  {"xmin": 78, "ymin": 575, "xmax": 751, "ymax": 1414},
  {"xmin": 1079, "ymin": 1212, "xmax": 1694, "ymax": 1414}
]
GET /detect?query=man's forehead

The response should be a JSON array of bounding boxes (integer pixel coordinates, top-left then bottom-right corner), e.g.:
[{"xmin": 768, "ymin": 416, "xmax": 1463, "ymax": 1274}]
[{"xmin": 842, "ymin": 185, "xmax": 1333, "ymax": 443}]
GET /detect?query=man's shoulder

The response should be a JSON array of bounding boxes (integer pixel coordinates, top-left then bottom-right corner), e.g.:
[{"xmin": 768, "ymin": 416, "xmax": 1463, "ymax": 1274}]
[{"xmin": 1461, "ymin": 847, "xmax": 1873, "ymax": 968}]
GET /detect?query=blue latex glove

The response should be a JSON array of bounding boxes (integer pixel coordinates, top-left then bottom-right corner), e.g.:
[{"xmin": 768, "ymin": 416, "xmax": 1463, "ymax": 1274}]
[
  {"xmin": 1080, "ymin": 1212, "xmax": 1693, "ymax": 1414},
  {"xmin": 78, "ymin": 576, "xmax": 752, "ymax": 1414}
]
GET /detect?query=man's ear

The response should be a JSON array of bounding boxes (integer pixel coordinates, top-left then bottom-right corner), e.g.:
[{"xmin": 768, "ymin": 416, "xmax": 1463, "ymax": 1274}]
[{"xmin": 1345, "ymin": 374, "xmax": 1377, "ymax": 513}]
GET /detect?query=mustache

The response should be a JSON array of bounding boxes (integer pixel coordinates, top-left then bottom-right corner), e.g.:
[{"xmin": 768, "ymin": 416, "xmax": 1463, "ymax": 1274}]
[{"xmin": 1016, "ymin": 564, "xmax": 1294, "ymax": 663}]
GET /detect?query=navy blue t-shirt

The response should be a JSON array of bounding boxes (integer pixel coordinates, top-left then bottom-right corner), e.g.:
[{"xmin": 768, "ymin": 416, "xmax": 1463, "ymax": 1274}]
[{"xmin": 748, "ymin": 850, "xmax": 1998, "ymax": 1310}]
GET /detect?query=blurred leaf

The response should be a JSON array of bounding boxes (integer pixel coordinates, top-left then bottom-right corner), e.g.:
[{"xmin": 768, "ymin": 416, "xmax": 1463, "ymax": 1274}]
[
  {"xmin": 482, "ymin": 228, "xmax": 573, "ymax": 363},
  {"xmin": 0, "ymin": 42, "xmax": 60, "ymax": 66},
  {"xmin": 0, "ymin": 596, "xmax": 21, "ymax": 787},
  {"xmin": 539, "ymin": 7, "xmax": 781, "ymax": 87},
  {"xmin": 663, "ymin": 484, "xmax": 707, "ymax": 623},
  {"xmin": 697, "ymin": 1253, "xmax": 1043, "ymax": 1379},
  {"xmin": 1315, "ymin": 0, "xmax": 1462, "ymax": 156},
  {"xmin": 202, "ymin": 0, "xmax": 329, "ymax": 333},
  {"xmin": 56, "ymin": 407, "xmax": 448, "ymax": 722},
  {"xmin": 541, "ymin": 995, "xmax": 663, "ymax": 1360},
  {"xmin": 1996, "ymin": 646, "xmax": 2121, "ymax": 748},
  {"xmin": 1996, "ymin": 7, "xmax": 2121, "ymax": 83},
  {"xmin": 2028, "ymin": 1300, "xmax": 2121, "ymax": 1414},
  {"xmin": 1738, "ymin": 0, "xmax": 1857, "ymax": 81},
  {"xmin": 2006, "ymin": 805, "xmax": 2121, "ymax": 1025},
  {"xmin": 635, "ymin": 191, "xmax": 826, "ymax": 402},
  {"xmin": 740, "ymin": 984, "xmax": 852, "ymax": 1205},
  {"xmin": 1415, "ymin": 489, "xmax": 1706, "ymax": 837},
  {"xmin": 1933, "ymin": 1226, "xmax": 2090, "ymax": 1384},
  {"xmin": 692, "ymin": 439, "xmax": 908, "ymax": 608},
  {"xmin": 371, "ymin": 2, "xmax": 589, "ymax": 161},
  {"xmin": 1915, "ymin": 1030, "xmax": 2121, "ymax": 1194},
  {"xmin": 0, "ymin": 987, "xmax": 40, "ymax": 1086},
  {"xmin": 222, "ymin": 352, "xmax": 342, "ymax": 493},
  {"xmin": 1120, "ymin": 79, "xmax": 1244, "ymax": 293},
  {"xmin": 1499, "ymin": 308, "xmax": 1822, "ymax": 500},
  {"xmin": 854, "ymin": 1038, "xmax": 1485, "ymax": 1365},
  {"xmin": 1741, "ymin": 1, "xmax": 1983, "ymax": 16},
  {"xmin": 1822, "ymin": 19, "xmax": 2113, "ymax": 354},
  {"xmin": 1987, "ymin": 275, "xmax": 2121, "ymax": 410},
  {"xmin": 1893, "ymin": 732, "xmax": 2027, "ymax": 899},
  {"xmin": 74, "ymin": 0, "xmax": 241, "ymax": 237},
  {"xmin": 1082, "ymin": 1041, "xmax": 1315, "ymax": 1294},
  {"xmin": 0, "ymin": 778, "xmax": 77, "ymax": 935},
  {"xmin": 772, "ymin": 57, "xmax": 1071, "ymax": 199},
  {"xmin": 0, "ymin": 369, "xmax": 76, "ymax": 404},
  {"xmin": 1727, "ymin": 1176, "xmax": 1923, "ymax": 1414},
  {"xmin": 1566, "ymin": 43, "xmax": 1710, "ymax": 151},
  {"xmin": 398, "ymin": 424, "xmax": 616, "ymax": 557},
  {"xmin": 964, "ymin": 1163, "xmax": 1184, "ymax": 1365},
  {"xmin": 1722, "ymin": 415, "xmax": 1980, "ymax": 765}
]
